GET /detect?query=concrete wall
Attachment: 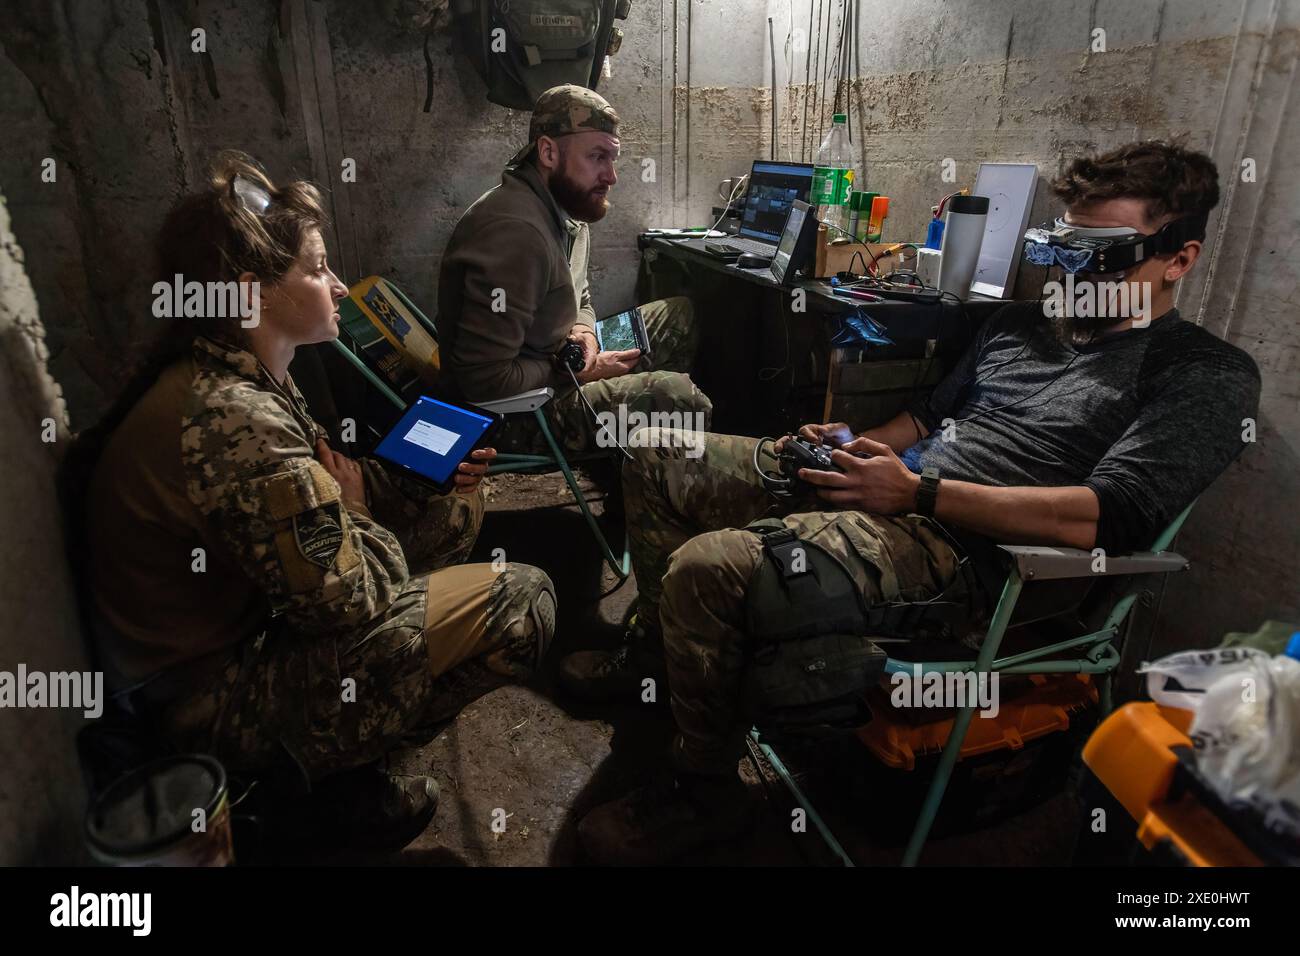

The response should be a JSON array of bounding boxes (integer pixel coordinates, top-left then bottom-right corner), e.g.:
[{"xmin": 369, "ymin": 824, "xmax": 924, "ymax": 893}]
[
  {"xmin": 1167, "ymin": 0, "xmax": 1300, "ymax": 658},
  {"xmin": 765, "ymin": 0, "xmax": 1265, "ymax": 293},
  {"xmin": 0, "ymin": 193, "xmax": 88, "ymax": 865},
  {"xmin": 0, "ymin": 0, "xmax": 767, "ymax": 429}
]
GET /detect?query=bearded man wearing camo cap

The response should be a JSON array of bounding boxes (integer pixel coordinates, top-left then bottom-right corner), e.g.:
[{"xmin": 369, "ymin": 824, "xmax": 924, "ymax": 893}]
[{"xmin": 436, "ymin": 84, "xmax": 710, "ymax": 459}]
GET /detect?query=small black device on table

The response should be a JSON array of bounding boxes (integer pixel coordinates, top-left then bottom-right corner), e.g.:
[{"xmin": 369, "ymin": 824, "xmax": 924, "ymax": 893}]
[
  {"xmin": 704, "ymin": 241, "xmax": 743, "ymax": 261},
  {"xmin": 371, "ymin": 394, "xmax": 502, "ymax": 492},
  {"xmin": 703, "ymin": 243, "xmax": 773, "ymax": 270}
]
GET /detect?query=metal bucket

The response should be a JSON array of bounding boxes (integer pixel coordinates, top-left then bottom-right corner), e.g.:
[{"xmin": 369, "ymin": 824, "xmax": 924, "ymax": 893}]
[{"xmin": 85, "ymin": 754, "xmax": 234, "ymax": 866}]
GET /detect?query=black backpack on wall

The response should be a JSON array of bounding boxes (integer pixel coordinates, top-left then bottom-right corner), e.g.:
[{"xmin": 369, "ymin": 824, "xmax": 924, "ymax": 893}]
[{"xmin": 452, "ymin": 0, "xmax": 632, "ymax": 110}]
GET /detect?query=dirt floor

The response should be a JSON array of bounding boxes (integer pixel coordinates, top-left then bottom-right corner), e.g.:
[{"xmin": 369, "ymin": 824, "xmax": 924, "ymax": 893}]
[{"xmin": 331, "ymin": 469, "xmax": 1086, "ymax": 866}]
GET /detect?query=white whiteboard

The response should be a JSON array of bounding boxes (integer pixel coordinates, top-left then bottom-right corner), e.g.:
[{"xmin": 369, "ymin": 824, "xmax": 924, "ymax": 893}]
[{"xmin": 970, "ymin": 163, "xmax": 1039, "ymax": 299}]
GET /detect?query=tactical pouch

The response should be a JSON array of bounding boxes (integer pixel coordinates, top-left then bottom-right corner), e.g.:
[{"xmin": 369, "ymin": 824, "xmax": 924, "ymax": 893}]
[{"xmin": 742, "ymin": 522, "xmax": 885, "ymax": 733}]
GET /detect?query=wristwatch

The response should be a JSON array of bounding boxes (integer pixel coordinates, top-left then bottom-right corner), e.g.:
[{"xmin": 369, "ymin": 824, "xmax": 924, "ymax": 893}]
[{"xmin": 915, "ymin": 467, "xmax": 941, "ymax": 517}]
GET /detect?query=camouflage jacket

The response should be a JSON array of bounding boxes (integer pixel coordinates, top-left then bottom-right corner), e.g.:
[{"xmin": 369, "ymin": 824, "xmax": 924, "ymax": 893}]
[{"xmin": 180, "ymin": 336, "xmax": 411, "ymax": 637}]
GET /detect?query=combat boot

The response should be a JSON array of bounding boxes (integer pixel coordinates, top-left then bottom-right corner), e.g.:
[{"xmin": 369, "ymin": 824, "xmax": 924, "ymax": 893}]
[
  {"xmin": 577, "ymin": 771, "xmax": 757, "ymax": 865},
  {"xmin": 265, "ymin": 763, "xmax": 439, "ymax": 853},
  {"xmin": 557, "ymin": 623, "xmax": 668, "ymax": 704}
]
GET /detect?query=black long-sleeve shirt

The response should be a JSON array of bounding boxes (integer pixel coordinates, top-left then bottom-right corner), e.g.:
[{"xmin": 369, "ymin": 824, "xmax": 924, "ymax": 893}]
[{"xmin": 903, "ymin": 303, "xmax": 1260, "ymax": 553}]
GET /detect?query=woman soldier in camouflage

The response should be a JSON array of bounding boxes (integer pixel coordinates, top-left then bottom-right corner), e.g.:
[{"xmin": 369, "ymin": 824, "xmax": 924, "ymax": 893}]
[{"xmin": 79, "ymin": 153, "xmax": 556, "ymax": 836}]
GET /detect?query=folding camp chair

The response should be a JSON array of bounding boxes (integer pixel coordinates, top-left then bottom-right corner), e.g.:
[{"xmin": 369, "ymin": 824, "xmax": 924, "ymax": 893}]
[
  {"xmin": 328, "ymin": 275, "xmax": 631, "ymax": 578},
  {"xmin": 750, "ymin": 501, "xmax": 1196, "ymax": 867}
]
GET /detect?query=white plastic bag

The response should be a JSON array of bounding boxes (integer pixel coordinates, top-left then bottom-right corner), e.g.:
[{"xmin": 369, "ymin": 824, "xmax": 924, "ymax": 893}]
[{"xmin": 1139, "ymin": 647, "xmax": 1300, "ymax": 842}]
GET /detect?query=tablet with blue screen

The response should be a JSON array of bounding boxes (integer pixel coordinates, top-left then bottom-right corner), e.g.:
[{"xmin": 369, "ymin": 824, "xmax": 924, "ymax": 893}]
[{"xmin": 371, "ymin": 395, "xmax": 501, "ymax": 493}]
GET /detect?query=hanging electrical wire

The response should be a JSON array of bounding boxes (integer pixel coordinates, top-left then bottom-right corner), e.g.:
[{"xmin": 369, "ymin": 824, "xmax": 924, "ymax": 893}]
[
  {"xmin": 828, "ymin": 5, "xmax": 842, "ymax": 117},
  {"xmin": 768, "ymin": 16, "xmax": 778, "ymax": 160},
  {"xmin": 833, "ymin": 0, "xmax": 845, "ymax": 141},
  {"xmin": 784, "ymin": 0, "xmax": 796, "ymax": 161},
  {"xmin": 812, "ymin": 0, "xmax": 822, "ymax": 148},
  {"xmin": 846, "ymin": 1, "xmax": 855, "ymax": 143},
  {"xmin": 818, "ymin": 0, "xmax": 833, "ymax": 144},
  {"xmin": 935, "ymin": 189, "xmax": 966, "ymax": 219},
  {"xmin": 802, "ymin": 0, "xmax": 814, "ymax": 162},
  {"xmin": 842, "ymin": 0, "xmax": 855, "ymax": 147},
  {"xmin": 851, "ymin": 0, "xmax": 863, "ymax": 178}
]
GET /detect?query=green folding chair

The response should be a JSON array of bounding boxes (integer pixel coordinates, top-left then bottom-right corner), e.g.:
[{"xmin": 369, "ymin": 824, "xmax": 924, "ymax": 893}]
[
  {"xmin": 750, "ymin": 501, "xmax": 1196, "ymax": 867},
  {"xmin": 329, "ymin": 275, "xmax": 631, "ymax": 578}
]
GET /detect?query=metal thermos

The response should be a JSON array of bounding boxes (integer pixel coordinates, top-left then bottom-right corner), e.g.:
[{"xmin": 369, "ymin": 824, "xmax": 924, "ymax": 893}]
[{"xmin": 937, "ymin": 194, "xmax": 989, "ymax": 299}]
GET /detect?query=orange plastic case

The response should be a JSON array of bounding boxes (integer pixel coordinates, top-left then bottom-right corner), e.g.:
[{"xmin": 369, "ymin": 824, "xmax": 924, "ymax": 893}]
[
  {"xmin": 857, "ymin": 673, "xmax": 1098, "ymax": 771},
  {"xmin": 1082, "ymin": 702, "xmax": 1261, "ymax": 866}
]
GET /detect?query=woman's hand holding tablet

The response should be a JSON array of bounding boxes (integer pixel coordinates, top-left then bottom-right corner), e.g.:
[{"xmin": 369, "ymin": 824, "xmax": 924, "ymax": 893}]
[{"xmin": 370, "ymin": 395, "xmax": 503, "ymax": 494}]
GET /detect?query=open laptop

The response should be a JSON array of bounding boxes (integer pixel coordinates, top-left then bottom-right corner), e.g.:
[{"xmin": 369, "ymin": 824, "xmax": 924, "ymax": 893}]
[
  {"xmin": 696, "ymin": 160, "xmax": 815, "ymax": 257},
  {"xmin": 768, "ymin": 200, "xmax": 818, "ymax": 286}
]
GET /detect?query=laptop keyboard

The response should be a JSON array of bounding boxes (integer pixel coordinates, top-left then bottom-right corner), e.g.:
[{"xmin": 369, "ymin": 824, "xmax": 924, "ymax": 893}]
[
  {"xmin": 679, "ymin": 230, "xmax": 779, "ymax": 258},
  {"xmin": 722, "ymin": 236, "xmax": 776, "ymax": 255}
]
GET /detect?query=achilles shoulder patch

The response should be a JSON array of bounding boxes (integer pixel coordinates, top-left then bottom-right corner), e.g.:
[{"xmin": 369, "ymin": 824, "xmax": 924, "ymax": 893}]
[{"xmin": 294, "ymin": 503, "xmax": 345, "ymax": 568}]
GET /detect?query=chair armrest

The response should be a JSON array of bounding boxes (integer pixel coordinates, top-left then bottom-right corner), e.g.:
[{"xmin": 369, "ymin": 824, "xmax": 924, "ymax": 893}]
[
  {"xmin": 474, "ymin": 387, "xmax": 554, "ymax": 415},
  {"xmin": 997, "ymin": 545, "xmax": 1189, "ymax": 581}
]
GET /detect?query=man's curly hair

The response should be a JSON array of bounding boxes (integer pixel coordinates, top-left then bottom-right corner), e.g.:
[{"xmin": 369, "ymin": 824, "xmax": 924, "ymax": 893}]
[{"xmin": 1051, "ymin": 139, "xmax": 1220, "ymax": 229}]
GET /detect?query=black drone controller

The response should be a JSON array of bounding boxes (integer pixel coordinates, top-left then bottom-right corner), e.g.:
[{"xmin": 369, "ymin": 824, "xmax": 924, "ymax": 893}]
[
  {"xmin": 779, "ymin": 438, "xmax": 844, "ymax": 483},
  {"xmin": 758, "ymin": 436, "xmax": 873, "ymax": 497},
  {"xmin": 558, "ymin": 341, "xmax": 585, "ymax": 373}
]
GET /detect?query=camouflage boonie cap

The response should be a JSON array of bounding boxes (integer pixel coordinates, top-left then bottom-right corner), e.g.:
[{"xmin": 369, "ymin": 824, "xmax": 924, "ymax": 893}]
[{"xmin": 508, "ymin": 84, "xmax": 620, "ymax": 166}]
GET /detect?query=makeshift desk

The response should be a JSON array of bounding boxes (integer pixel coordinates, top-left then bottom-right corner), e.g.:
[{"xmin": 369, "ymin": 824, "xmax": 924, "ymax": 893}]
[{"xmin": 636, "ymin": 233, "xmax": 1009, "ymax": 436}]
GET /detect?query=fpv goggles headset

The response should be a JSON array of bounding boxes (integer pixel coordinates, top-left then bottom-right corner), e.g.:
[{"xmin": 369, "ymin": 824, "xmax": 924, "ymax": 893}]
[{"xmin": 1022, "ymin": 213, "xmax": 1208, "ymax": 275}]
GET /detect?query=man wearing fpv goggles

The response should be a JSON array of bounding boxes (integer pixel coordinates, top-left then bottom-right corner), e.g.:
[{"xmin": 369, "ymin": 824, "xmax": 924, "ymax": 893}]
[
  {"xmin": 1024, "ymin": 212, "xmax": 1210, "ymax": 276},
  {"xmin": 1020, "ymin": 149, "xmax": 1217, "ymax": 346},
  {"xmin": 569, "ymin": 140, "xmax": 1263, "ymax": 866}
]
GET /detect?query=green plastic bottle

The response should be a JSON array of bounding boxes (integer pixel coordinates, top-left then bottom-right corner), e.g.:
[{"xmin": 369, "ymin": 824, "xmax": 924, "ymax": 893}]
[{"xmin": 812, "ymin": 114, "xmax": 857, "ymax": 236}]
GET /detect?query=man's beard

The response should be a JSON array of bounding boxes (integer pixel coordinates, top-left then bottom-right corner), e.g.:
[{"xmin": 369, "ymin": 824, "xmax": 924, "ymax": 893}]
[
  {"xmin": 1050, "ymin": 311, "xmax": 1129, "ymax": 347},
  {"xmin": 1048, "ymin": 275, "xmax": 1135, "ymax": 347},
  {"xmin": 549, "ymin": 169, "xmax": 610, "ymax": 223}
]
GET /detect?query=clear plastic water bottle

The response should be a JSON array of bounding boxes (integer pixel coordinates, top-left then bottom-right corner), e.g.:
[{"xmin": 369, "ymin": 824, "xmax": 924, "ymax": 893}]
[{"xmin": 813, "ymin": 113, "xmax": 858, "ymax": 236}]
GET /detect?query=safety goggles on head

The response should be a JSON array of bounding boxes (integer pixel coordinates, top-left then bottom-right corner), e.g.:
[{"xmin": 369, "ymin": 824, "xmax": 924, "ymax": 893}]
[
  {"xmin": 232, "ymin": 174, "xmax": 272, "ymax": 216},
  {"xmin": 1022, "ymin": 213, "xmax": 1207, "ymax": 275}
]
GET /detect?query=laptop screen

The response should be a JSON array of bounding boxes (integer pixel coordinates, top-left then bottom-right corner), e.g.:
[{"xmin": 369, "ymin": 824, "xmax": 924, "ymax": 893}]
[
  {"xmin": 769, "ymin": 200, "xmax": 810, "ymax": 286},
  {"xmin": 738, "ymin": 161, "xmax": 814, "ymax": 243}
]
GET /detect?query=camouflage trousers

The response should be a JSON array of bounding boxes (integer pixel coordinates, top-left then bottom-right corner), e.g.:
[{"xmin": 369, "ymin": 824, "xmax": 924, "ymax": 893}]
[
  {"xmin": 361, "ymin": 456, "xmax": 484, "ymax": 573},
  {"xmin": 495, "ymin": 296, "xmax": 712, "ymax": 455},
  {"xmin": 160, "ymin": 471, "xmax": 556, "ymax": 786},
  {"xmin": 623, "ymin": 428, "xmax": 960, "ymax": 777}
]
